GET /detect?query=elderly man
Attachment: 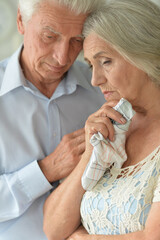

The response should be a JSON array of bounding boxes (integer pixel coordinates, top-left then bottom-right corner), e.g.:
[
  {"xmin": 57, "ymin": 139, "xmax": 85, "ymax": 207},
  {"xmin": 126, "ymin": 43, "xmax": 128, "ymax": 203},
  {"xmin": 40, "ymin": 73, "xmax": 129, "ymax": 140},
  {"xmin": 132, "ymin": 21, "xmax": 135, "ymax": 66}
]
[{"xmin": 0, "ymin": 0, "xmax": 105, "ymax": 239}]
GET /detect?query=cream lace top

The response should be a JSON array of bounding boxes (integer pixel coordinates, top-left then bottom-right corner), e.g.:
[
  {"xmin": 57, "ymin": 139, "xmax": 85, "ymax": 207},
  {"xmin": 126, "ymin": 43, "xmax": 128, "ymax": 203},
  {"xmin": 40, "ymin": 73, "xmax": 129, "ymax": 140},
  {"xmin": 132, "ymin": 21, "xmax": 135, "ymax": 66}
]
[{"xmin": 80, "ymin": 146, "xmax": 160, "ymax": 235}]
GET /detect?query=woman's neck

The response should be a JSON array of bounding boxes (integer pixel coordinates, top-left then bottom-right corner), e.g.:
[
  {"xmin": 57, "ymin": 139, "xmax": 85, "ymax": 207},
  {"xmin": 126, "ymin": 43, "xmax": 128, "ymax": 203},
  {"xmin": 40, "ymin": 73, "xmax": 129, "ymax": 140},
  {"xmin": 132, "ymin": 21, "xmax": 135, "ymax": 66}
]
[{"xmin": 131, "ymin": 81, "xmax": 160, "ymax": 119}]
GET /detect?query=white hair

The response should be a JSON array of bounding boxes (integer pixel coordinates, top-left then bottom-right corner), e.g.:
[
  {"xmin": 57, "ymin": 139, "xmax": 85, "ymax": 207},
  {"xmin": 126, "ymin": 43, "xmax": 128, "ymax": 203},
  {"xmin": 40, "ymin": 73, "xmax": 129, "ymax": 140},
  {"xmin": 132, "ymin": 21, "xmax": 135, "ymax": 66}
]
[
  {"xmin": 83, "ymin": 0, "xmax": 160, "ymax": 85},
  {"xmin": 18, "ymin": 0, "xmax": 105, "ymax": 24}
]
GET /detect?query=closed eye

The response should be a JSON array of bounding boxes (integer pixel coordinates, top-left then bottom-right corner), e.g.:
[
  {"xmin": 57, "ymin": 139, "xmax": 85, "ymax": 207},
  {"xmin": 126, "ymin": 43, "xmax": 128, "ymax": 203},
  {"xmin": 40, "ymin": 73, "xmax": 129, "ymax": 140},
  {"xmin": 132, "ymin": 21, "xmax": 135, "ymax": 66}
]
[
  {"xmin": 84, "ymin": 58, "xmax": 93, "ymax": 69},
  {"xmin": 88, "ymin": 64, "xmax": 93, "ymax": 69},
  {"xmin": 103, "ymin": 60, "xmax": 111, "ymax": 65}
]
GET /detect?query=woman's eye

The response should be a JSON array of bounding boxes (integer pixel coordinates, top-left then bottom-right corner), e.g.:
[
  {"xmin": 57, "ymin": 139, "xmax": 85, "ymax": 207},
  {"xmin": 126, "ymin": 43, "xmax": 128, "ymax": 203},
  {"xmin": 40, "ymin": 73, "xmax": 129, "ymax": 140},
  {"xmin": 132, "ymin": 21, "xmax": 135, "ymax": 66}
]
[
  {"xmin": 89, "ymin": 64, "xmax": 93, "ymax": 69},
  {"xmin": 103, "ymin": 60, "xmax": 111, "ymax": 65},
  {"xmin": 86, "ymin": 62, "xmax": 92, "ymax": 69}
]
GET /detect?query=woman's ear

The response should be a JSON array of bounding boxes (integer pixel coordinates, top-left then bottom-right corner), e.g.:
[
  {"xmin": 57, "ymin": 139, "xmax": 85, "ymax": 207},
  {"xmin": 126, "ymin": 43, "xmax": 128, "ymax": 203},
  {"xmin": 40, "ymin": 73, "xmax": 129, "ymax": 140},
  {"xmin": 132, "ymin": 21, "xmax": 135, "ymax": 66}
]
[{"xmin": 17, "ymin": 8, "xmax": 25, "ymax": 35}]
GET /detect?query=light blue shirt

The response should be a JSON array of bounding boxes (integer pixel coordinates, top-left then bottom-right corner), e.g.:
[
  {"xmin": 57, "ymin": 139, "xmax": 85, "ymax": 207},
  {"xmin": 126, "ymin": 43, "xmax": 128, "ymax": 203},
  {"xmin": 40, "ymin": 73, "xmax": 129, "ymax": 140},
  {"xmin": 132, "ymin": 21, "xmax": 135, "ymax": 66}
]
[{"xmin": 0, "ymin": 46, "xmax": 105, "ymax": 240}]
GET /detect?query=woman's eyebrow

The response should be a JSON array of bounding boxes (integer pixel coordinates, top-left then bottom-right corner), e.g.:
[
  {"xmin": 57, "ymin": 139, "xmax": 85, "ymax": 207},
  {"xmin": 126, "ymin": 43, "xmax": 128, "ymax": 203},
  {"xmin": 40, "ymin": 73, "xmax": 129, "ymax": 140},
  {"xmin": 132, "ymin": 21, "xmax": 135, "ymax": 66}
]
[{"xmin": 93, "ymin": 51, "xmax": 107, "ymax": 59}]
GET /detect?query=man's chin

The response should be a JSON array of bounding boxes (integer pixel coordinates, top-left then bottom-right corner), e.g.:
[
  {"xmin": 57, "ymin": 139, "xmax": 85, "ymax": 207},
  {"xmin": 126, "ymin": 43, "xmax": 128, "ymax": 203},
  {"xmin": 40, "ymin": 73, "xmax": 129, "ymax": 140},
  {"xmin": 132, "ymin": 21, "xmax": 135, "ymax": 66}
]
[{"xmin": 40, "ymin": 72, "xmax": 66, "ymax": 83}]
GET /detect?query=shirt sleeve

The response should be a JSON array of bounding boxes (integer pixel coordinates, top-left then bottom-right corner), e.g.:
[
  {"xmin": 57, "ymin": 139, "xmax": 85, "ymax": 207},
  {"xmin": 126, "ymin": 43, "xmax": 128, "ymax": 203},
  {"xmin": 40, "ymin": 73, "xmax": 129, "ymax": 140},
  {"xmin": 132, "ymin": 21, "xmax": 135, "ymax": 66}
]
[
  {"xmin": 152, "ymin": 174, "xmax": 160, "ymax": 203},
  {"xmin": 0, "ymin": 160, "xmax": 52, "ymax": 222}
]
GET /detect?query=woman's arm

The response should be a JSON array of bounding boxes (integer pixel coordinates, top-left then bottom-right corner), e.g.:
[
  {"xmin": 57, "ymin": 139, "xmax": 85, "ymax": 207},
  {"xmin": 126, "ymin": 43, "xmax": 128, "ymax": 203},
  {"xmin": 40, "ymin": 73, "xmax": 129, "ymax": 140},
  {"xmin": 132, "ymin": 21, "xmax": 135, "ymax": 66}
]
[
  {"xmin": 67, "ymin": 202, "xmax": 160, "ymax": 240},
  {"xmin": 43, "ymin": 100, "xmax": 125, "ymax": 240},
  {"xmin": 43, "ymin": 151, "xmax": 89, "ymax": 240}
]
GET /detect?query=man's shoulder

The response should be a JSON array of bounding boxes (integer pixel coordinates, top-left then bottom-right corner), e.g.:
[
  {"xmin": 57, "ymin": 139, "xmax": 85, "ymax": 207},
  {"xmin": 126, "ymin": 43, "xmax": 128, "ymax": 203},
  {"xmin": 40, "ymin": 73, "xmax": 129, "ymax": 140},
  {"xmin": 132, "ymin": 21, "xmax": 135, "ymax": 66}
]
[{"xmin": 0, "ymin": 46, "xmax": 22, "ymax": 78}]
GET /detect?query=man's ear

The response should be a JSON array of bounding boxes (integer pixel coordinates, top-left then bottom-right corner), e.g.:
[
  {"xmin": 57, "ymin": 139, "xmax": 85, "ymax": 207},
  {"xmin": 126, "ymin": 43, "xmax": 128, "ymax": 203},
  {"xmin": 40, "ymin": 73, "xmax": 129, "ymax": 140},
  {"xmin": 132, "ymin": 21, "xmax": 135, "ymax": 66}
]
[{"xmin": 17, "ymin": 8, "xmax": 25, "ymax": 35}]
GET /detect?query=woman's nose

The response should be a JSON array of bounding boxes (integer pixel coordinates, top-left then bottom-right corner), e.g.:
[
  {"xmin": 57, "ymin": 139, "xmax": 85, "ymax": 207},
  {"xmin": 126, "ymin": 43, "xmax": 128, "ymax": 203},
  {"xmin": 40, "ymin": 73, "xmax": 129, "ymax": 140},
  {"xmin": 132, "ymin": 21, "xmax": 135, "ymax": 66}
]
[{"xmin": 91, "ymin": 67, "xmax": 106, "ymax": 87}]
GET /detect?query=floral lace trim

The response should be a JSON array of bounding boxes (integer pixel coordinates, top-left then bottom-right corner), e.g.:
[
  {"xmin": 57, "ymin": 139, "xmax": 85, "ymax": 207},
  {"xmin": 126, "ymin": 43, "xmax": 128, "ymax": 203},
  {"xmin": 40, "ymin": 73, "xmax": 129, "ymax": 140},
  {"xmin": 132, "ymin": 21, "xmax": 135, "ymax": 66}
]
[
  {"xmin": 80, "ymin": 146, "xmax": 160, "ymax": 235},
  {"xmin": 113, "ymin": 146, "xmax": 160, "ymax": 179}
]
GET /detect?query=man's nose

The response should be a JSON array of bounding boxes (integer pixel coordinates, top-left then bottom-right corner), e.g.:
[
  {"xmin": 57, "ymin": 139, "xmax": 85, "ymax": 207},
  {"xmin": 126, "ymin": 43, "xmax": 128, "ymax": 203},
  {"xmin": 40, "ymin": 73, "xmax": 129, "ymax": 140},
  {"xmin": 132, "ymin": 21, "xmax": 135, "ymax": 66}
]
[{"xmin": 52, "ymin": 40, "xmax": 70, "ymax": 66}]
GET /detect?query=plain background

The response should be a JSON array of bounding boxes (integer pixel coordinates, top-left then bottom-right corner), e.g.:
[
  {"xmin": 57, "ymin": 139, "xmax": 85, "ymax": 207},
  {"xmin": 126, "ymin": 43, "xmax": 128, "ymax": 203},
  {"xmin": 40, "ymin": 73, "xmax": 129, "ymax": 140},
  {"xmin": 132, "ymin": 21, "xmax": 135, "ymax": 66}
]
[{"xmin": 0, "ymin": 0, "xmax": 23, "ymax": 61}]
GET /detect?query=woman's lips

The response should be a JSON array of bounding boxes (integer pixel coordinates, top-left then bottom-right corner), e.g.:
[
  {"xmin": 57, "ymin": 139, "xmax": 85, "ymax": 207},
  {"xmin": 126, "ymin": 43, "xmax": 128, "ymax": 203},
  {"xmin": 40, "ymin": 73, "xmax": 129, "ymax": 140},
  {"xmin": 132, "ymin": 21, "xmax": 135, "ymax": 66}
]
[{"xmin": 103, "ymin": 91, "xmax": 114, "ymax": 99}]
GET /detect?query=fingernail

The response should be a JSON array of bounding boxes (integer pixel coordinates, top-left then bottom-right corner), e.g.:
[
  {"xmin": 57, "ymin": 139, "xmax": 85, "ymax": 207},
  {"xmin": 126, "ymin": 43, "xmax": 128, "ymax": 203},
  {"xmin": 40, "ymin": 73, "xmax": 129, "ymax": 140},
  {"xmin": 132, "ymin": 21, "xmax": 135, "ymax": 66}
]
[
  {"xmin": 111, "ymin": 135, "xmax": 115, "ymax": 142},
  {"xmin": 120, "ymin": 117, "xmax": 126, "ymax": 124}
]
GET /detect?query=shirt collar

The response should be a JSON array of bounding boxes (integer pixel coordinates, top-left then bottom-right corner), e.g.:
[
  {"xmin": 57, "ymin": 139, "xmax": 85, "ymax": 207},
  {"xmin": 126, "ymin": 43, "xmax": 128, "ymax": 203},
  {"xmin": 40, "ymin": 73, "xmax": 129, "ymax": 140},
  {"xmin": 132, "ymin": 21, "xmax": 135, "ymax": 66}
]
[{"xmin": 0, "ymin": 45, "xmax": 28, "ymax": 96}]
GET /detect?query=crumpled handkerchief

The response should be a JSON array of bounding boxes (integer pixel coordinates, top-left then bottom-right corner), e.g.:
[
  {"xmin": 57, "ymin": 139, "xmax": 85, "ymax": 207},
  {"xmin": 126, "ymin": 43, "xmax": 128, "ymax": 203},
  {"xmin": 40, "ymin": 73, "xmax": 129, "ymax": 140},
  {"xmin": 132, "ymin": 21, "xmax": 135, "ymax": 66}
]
[{"xmin": 81, "ymin": 98, "xmax": 135, "ymax": 191}]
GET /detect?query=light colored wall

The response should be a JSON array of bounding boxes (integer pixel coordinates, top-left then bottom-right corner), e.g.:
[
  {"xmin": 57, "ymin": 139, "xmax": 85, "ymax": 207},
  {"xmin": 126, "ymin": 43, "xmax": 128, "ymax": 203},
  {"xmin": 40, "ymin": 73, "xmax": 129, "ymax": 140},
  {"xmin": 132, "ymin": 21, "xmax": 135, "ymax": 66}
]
[{"xmin": 0, "ymin": 0, "xmax": 22, "ymax": 61}]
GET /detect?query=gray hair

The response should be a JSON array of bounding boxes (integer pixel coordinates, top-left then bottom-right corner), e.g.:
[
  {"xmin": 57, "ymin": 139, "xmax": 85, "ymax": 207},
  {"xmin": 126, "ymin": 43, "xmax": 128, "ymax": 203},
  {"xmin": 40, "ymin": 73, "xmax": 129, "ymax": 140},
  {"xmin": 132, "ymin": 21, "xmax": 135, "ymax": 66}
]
[
  {"xmin": 18, "ymin": 0, "xmax": 105, "ymax": 24},
  {"xmin": 83, "ymin": 0, "xmax": 160, "ymax": 85}
]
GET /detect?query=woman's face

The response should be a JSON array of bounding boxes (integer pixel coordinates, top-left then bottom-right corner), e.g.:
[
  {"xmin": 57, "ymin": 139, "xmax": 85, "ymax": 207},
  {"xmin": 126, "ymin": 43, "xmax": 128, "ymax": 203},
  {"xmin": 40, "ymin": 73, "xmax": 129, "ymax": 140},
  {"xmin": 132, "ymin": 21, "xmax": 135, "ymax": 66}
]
[{"xmin": 84, "ymin": 33, "xmax": 149, "ymax": 103}]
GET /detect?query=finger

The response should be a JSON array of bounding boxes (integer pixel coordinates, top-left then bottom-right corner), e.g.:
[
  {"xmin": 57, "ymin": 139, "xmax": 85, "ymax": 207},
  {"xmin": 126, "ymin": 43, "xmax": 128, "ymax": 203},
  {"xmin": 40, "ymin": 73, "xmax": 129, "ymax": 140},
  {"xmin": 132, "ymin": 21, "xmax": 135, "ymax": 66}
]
[
  {"xmin": 74, "ymin": 132, "xmax": 85, "ymax": 145},
  {"xmin": 86, "ymin": 116, "xmax": 115, "ymax": 141},
  {"xmin": 62, "ymin": 128, "xmax": 84, "ymax": 145},
  {"xmin": 67, "ymin": 131, "xmax": 85, "ymax": 148},
  {"xmin": 86, "ymin": 120, "xmax": 114, "ymax": 141},
  {"xmin": 95, "ymin": 106, "xmax": 126, "ymax": 124},
  {"xmin": 68, "ymin": 128, "xmax": 85, "ymax": 138},
  {"xmin": 66, "ymin": 128, "xmax": 85, "ymax": 139},
  {"xmin": 101, "ymin": 99, "xmax": 127, "ymax": 123}
]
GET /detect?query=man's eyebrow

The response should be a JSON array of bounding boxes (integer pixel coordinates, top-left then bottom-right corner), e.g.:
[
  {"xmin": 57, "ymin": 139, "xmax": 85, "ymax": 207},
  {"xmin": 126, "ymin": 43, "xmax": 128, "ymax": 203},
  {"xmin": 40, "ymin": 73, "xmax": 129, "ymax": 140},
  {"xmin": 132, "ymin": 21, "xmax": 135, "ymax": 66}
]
[
  {"xmin": 75, "ymin": 34, "xmax": 84, "ymax": 39},
  {"xmin": 43, "ymin": 26, "xmax": 84, "ymax": 39},
  {"xmin": 43, "ymin": 26, "xmax": 61, "ymax": 35}
]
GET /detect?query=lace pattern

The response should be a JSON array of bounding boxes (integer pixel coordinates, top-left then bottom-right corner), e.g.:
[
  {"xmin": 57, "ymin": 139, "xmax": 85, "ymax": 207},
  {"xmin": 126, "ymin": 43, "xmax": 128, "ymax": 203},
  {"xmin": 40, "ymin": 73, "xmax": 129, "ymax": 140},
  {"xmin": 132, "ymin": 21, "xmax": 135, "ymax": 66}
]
[{"xmin": 80, "ymin": 146, "xmax": 160, "ymax": 235}]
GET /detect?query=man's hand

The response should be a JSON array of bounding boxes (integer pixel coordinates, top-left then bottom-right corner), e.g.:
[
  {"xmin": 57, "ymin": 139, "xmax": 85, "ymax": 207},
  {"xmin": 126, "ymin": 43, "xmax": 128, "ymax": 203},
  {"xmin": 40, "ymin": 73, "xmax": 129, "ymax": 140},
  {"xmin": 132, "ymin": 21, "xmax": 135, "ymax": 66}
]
[{"xmin": 38, "ymin": 128, "xmax": 85, "ymax": 182}]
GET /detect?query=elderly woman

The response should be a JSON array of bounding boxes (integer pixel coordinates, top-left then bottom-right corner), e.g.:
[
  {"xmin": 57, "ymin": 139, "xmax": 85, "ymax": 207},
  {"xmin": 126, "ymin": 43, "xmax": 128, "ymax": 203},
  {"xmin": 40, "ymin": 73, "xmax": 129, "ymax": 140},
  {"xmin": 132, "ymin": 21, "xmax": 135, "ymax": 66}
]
[{"xmin": 43, "ymin": 0, "xmax": 160, "ymax": 239}]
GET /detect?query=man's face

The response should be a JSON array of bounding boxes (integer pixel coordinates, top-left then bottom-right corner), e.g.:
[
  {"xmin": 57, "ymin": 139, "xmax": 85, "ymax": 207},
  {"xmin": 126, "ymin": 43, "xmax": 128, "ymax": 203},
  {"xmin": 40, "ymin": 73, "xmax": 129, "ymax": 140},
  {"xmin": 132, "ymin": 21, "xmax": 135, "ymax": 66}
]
[{"xmin": 17, "ymin": 1, "xmax": 87, "ymax": 85}]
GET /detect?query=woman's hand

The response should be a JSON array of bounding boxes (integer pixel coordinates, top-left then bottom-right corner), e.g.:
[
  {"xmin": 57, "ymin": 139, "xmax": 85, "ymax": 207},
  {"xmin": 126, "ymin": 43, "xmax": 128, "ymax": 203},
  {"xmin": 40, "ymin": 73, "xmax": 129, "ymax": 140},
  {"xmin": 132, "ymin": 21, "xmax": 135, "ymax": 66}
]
[
  {"xmin": 84, "ymin": 99, "xmax": 126, "ymax": 153},
  {"xmin": 67, "ymin": 225, "xmax": 88, "ymax": 240}
]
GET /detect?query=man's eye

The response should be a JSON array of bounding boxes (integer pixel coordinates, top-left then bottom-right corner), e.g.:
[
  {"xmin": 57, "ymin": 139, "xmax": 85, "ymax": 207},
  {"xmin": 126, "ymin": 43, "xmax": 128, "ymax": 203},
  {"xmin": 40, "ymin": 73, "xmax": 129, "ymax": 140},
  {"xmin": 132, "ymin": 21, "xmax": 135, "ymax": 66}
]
[
  {"xmin": 42, "ymin": 32, "xmax": 57, "ymax": 42},
  {"xmin": 76, "ymin": 39, "xmax": 83, "ymax": 43},
  {"xmin": 71, "ymin": 38, "xmax": 83, "ymax": 45}
]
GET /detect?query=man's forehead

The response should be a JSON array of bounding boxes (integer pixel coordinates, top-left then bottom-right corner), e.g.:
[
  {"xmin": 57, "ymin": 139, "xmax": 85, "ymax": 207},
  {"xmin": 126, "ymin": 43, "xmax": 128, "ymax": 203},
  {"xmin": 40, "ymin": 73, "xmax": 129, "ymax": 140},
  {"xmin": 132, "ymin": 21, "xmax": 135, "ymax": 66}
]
[{"xmin": 37, "ymin": 1, "xmax": 87, "ymax": 25}]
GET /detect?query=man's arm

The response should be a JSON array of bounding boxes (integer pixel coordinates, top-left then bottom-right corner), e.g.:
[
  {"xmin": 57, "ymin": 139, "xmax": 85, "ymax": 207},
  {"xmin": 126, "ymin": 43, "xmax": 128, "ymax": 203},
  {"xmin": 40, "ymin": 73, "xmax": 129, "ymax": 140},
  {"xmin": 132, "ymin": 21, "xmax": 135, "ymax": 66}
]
[
  {"xmin": 0, "ymin": 128, "xmax": 85, "ymax": 222},
  {"xmin": 0, "ymin": 161, "xmax": 52, "ymax": 222}
]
